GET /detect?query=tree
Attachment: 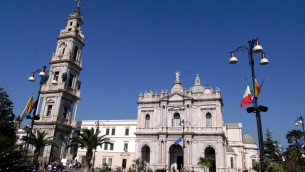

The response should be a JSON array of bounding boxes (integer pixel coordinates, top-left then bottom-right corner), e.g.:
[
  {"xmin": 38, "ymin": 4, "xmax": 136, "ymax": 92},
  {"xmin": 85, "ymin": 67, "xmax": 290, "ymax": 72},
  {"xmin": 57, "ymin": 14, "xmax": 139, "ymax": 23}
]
[
  {"xmin": 283, "ymin": 129, "xmax": 305, "ymax": 171},
  {"xmin": 0, "ymin": 87, "xmax": 16, "ymax": 144},
  {"xmin": 129, "ymin": 158, "xmax": 143, "ymax": 172},
  {"xmin": 22, "ymin": 130, "xmax": 58, "ymax": 170},
  {"xmin": 0, "ymin": 86, "xmax": 32, "ymax": 171},
  {"xmin": 0, "ymin": 137, "xmax": 32, "ymax": 171},
  {"xmin": 67, "ymin": 127, "xmax": 111, "ymax": 172},
  {"xmin": 264, "ymin": 128, "xmax": 279, "ymax": 161},
  {"xmin": 286, "ymin": 129, "xmax": 303, "ymax": 150},
  {"xmin": 197, "ymin": 157, "xmax": 214, "ymax": 172}
]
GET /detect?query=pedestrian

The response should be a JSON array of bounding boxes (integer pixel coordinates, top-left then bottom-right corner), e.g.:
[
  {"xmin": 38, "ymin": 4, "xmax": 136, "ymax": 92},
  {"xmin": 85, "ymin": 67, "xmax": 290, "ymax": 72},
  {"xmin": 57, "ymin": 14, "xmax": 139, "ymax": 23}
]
[
  {"xmin": 47, "ymin": 163, "xmax": 52, "ymax": 172},
  {"xmin": 44, "ymin": 161, "xmax": 48, "ymax": 172}
]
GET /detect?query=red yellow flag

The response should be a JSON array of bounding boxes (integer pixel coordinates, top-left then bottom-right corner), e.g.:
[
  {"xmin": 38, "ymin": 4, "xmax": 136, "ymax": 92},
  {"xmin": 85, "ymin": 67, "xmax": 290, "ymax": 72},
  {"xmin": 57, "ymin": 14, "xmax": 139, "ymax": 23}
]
[{"xmin": 254, "ymin": 78, "xmax": 260, "ymax": 97}]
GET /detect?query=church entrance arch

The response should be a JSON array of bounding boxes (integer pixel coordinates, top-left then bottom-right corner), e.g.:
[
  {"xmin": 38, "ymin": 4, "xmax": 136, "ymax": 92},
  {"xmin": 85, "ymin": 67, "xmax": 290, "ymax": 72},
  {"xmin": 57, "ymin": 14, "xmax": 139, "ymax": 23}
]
[
  {"xmin": 169, "ymin": 144, "xmax": 183, "ymax": 172},
  {"xmin": 141, "ymin": 145, "xmax": 150, "ymax": 163},
  {"xmin": 204, "ymin": 147, "xmax": 216, "ymax": 172}
]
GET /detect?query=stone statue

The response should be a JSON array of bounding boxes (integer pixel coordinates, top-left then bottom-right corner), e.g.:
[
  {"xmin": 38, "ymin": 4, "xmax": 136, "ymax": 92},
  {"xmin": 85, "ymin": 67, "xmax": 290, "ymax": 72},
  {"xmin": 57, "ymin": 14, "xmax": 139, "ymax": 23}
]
[
  {"xmin": 175, "ymin": 71, "xmax": 180, "ymax": 82},
  {"xmin": 58, "ymin": 42, "xmax": 66, "ymax": 58}
]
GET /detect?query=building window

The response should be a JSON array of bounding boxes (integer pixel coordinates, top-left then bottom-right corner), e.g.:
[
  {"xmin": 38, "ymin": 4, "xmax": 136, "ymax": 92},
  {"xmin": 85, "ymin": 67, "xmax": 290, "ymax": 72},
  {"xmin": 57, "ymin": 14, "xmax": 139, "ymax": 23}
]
[
  {"xmin": 110, "ymin": 143, "xmax": 114, "ymax": 150},
  {"xmin": 68, "ymin": 74, "xmax": 74, "ymax": 88},
  {"xmin": 104, "ymin": 143, "xmax": 108, "ymax": 150},
  {"xmin": 173, "ymin": 113, "xmax": 180, "ymax": 127},
  {"xmin": 46, "ymin": 105, "xmax": 52, "ymax": 116},
  {"xmin": 145, "ymin": 114, "xmax": 150, "ymax": 128},
  {"xmin": 230, "ymin": 157, "xmax": 234, "ymax": 168},
  {"xmin": 106, "ymin": 128, "xmax": 110, "ymax": 135},
  {"xmin": 206, "ymin": 113, "xmax": 212, "ymax": 127},
  {"xmin": 53, "ymin": 71, "xmax": 59, "ymax": 82},
  {"xmin": 111, "ymin": 128, "xmax": 115, "ymax": 135},
  {"xmin": 103, "ymin": 158, "xmax": 106, "ymax": 164},
  {"xmin": 72, "ymin": 46, "xmax": 79, "ymax": 60},
  {"xmin": 63, "ymin": 107, "xmax": 68, "ymax": 119},
  {"xmin": 125, "ymin": 128, "xmax": 129, "ymax": 136},
  {"xmin": 122, "ymin": 159, "xmax": 127, "ymax": 169},
  {"xmin": 124, "ymin": 143, "xmax": 128, "ymax": 152},
  {"xmin": 108, "ymin": 158, "xmax": 112, "ymax": 166}
]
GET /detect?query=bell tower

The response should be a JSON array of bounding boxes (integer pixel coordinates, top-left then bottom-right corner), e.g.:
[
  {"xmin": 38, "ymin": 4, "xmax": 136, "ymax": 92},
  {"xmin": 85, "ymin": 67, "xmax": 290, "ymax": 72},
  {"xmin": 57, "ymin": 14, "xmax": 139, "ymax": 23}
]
[{"xmin": 33, "ymin": 2, "xmax": 85, "ymax": 162}]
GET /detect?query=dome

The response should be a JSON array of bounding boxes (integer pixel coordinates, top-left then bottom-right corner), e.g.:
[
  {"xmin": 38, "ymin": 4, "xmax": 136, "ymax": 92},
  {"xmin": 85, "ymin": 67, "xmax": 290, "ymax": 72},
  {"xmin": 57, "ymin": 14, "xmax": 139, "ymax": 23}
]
[
  {"xmin": 243, "ymin": 134, "xmax": 256, "ymax": 144},
  {"xmin": 189, "ymin": 85, "xmax": 205, "ymax": 93}
]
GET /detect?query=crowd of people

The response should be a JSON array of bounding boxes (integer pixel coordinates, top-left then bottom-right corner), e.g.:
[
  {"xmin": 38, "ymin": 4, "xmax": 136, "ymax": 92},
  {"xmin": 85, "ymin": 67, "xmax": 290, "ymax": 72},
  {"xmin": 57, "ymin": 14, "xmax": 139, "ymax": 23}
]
[{"xmin": 37, "ymin": 160, "xmax": 81, "ymax": 172}]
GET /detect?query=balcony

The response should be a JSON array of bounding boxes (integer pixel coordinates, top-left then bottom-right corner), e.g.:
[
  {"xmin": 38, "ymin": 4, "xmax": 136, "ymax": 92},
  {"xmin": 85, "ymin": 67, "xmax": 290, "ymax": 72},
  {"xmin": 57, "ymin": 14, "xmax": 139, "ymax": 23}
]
[{"xmin": 136, "ymin": 126, "xmax": 224, "ymax": 135}]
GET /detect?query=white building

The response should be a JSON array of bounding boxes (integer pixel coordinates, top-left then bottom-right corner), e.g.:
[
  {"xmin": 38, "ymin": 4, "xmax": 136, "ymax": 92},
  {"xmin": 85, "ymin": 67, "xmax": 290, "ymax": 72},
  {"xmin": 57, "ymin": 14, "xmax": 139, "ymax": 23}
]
[
  {"xmin": 134, "ymin": 72, "xmax": 258, "ymax": 172},
  {"xmin": 76, "ymin": 120, "xmax": 137, "ymax": 170}
]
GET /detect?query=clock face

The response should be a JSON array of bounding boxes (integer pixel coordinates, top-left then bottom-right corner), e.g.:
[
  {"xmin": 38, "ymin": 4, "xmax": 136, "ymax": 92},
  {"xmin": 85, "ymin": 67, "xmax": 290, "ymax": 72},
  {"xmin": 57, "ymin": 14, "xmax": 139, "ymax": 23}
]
[
  {"xmin": 204, "ymin": 88, "xmax": 211, "ymax": 95},
  {"xmin": 145, "ymin": 91, "xmax": 152, "ymax": 98}
]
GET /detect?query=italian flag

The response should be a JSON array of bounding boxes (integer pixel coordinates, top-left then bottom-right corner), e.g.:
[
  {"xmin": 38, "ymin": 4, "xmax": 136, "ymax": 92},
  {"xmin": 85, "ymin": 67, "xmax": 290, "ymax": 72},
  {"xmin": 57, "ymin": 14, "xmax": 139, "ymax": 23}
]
[{"xmin": 240, "ymin": 84, "xmax": 253, "ymax": 107}]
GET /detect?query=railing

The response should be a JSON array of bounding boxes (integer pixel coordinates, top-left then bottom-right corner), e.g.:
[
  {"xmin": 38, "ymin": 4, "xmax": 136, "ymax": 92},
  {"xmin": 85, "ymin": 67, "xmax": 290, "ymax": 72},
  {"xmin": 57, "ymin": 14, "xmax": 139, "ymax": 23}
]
[
  {"xmin": 136, "ymin": 126, "xmax": 224, "ymax": 134},
  {"xmin": 51, "ymin": 53, "xmax": 83, "ymax": 68},
  {"xmin": 41, "ymin": 84, "xmax": 80, "ymax": 98}
]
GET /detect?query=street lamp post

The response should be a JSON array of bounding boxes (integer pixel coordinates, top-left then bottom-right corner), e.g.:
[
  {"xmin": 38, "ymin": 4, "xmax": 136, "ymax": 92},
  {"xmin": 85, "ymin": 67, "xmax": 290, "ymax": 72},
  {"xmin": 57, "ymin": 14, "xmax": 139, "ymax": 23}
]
[
  {"xmin": 295, "ymin": 116, "xmax": 305, "ymax": 133},
  {"xmin": 180, "ymin": 119, "xmax": 186, "ymax": 149},
  {"xmin": 229, "ymin": 38, "xmax": 269, "ymax": 172},
  {"xmin": 25, "ymin": 66, "xmax": 58, "ymax": 157},
  {"xmin": 179, "ymin": 119, "xmax": 190, "ymax": 170}
]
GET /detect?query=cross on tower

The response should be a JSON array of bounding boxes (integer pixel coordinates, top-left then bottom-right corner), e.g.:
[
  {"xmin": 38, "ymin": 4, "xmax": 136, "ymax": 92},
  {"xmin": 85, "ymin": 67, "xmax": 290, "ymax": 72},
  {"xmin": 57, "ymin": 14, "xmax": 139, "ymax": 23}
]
[{"xmin": 76, "ymin": 0, "xmax": 81, "ymax": 8}]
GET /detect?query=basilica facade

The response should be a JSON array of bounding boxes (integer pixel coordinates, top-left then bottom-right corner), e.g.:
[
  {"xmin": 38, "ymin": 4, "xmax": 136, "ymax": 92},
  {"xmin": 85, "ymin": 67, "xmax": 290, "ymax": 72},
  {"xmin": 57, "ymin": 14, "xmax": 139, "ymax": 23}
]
[{"xmin": 135, "ymin": 73, "xmax": 258, "ymax": 172}]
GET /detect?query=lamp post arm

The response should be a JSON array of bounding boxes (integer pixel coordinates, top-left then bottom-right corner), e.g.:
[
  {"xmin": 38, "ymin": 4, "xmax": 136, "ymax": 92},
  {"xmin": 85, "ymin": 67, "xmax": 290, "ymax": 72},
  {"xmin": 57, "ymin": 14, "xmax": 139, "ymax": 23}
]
[{"xmin": 229, "ymin": 46, "xmax": 249, "ymax": 54}]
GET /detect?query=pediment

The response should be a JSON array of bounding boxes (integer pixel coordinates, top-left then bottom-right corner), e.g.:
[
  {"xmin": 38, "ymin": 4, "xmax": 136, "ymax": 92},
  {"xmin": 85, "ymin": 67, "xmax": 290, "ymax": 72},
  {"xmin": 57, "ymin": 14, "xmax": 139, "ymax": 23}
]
[
  {"xmin": 159, "ymin": 93, "xmax": 192, "ymax": 102},
  {"xmin": 169, "ymin": 94, "xmax": 184, "ymax": 101}
]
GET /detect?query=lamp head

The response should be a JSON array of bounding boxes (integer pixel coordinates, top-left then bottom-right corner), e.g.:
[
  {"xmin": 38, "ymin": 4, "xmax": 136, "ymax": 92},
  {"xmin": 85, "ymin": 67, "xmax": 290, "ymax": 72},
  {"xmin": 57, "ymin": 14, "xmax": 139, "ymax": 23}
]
[
  {"xmin": 253, "ymin": 40, "xmax": 263, "ymax": 53},
  {"xmin": 246, "ymin": 107, "xmax": 256, "ymax": 113},
  {"xmin": 258, "ymin": 105, "xmax": 268, "ymax": 112},
  {"xmin": 28, "ymin": 73, "xmax": 35, "ymax": 81},
  {"xmin": 33, "ymin": 115, "xmax": 40, "ymax": 120},
  {"xmin": 295, "ymin": 121, "xmax": 300, "ymax": 126},
  {"xmin": 260, "ymin": 53, "xmax": 269, "ymax": 65},
  {"xmin": 39, "ymin": 66, "xmax": 46, "ymax": 76},
  {"xmin": 229, "ymin": 53, "xmax": 238, "ymax": 64},
  {"xmin": 299, "ymin": 119, "xmax": 303, "ymax": 124}
]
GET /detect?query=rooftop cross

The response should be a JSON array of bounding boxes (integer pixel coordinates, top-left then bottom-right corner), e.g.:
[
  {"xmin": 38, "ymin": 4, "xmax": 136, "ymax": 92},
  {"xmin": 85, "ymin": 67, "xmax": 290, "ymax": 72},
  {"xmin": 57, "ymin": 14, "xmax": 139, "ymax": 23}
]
[{"xmin": 76, "ymin": 0, "xmax": 81, "ymax": 8}]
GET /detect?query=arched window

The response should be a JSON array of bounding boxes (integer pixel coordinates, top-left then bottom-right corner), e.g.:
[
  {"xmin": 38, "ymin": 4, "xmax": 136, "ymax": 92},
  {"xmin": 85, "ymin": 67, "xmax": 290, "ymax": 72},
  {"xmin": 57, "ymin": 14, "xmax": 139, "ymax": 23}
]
[
  {"xmin": 230, "ymin": 157, "xmax": 234, "ymax": 168},
  {"xmin": 173, "ymin": 113, "xmax": 180, "ymax": 127},
  {"xmin": 204, "ymin": 147, "xmax": 216, "ymax": 172},
  {"xmin": 206, "ymin": 113, "xmax": 212, "ymax": 127},
  {"xmin": 145, "ymin": 114, "xmax": 150, "ymax": 128},
  {"xmin": 72, "ymin": 46, "xmax": 79, "ymax": 60}
]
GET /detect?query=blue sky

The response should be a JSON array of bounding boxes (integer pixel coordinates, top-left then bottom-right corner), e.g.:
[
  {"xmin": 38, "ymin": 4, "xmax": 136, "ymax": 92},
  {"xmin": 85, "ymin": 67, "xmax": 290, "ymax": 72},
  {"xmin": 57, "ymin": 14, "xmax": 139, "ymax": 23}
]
[{"xmin": 1, "ymin": 0, "xmax": 305, "ymax": 148}]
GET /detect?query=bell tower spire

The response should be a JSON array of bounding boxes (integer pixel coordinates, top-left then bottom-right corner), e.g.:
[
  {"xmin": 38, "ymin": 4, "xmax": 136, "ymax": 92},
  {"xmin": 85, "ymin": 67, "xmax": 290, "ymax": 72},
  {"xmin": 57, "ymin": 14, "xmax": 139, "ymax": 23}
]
[{"xmin": 33, "ymin": 4, "xmax": 85, "ymax": 162}]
